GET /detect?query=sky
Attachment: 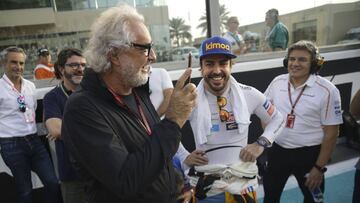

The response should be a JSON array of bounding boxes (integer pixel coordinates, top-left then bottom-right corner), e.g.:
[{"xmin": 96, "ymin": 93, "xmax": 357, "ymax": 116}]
[{"xmin": 167, "ymin": 0, "xmax": 359, "ymax": 38}]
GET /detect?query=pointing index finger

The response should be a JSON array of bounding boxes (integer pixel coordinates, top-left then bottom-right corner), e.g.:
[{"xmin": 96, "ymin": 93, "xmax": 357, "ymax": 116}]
[{"xmin": 174, "ymin": 68, "xmax": 192, "ymax": 89}]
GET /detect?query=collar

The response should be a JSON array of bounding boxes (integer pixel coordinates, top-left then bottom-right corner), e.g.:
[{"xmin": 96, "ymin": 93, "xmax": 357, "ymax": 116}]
[
  {"xmin": 305, "ymin": 74, "xmax": 316, "ymax": 87},
  {"xmin": 60, "ymin": 82, "xmax": 73, "ymax": 97},
  {"xmin": 149, "ymin": 66, "xmax": 153, "ymax": 73},
  {"xmin": 81, "ymin": 68, "xmax": 149, "ymax": 102},
  {"xmin": 227, "ymin": 31, "xmax": 239, "ymax": 38},
  {"xmin": 288, "ymin": 74, "xmax": 316, "ymax": 89},
  {"xmin": 2, "ymin": 73, "xmax": 24, "ymax": 89},
  {"xmin": 81, "ymin": 68, "xmax": 112, "ymax": 101},
  {"xmin": 267, "ymin": 21, "xmax": 281, "ymax": 38}
]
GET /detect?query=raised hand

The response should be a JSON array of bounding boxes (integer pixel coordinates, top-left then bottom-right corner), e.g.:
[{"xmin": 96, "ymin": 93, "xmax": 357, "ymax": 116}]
[{"xmin": 165, "ymin": 68, "xmax": 197, "ymax": 128}]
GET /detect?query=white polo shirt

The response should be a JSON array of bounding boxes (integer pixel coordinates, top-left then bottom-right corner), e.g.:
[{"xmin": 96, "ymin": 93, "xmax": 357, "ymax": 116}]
[
  {"xmin": 149, "ymin": 67, "xmax": 173, "ymax": 110},
  {"xmin": 265, "ymin": 74, "xmax": 343, "ymax": 148},
  {"xmin": 0, "ymin": 74, "xmax": 37, "ymax": 138},
  {"xmin": 191, "ymin": 83, "xmax": 284, "ymax": 165}
]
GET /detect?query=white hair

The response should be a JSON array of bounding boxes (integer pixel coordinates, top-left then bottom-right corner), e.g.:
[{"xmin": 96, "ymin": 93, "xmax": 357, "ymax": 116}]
[{"xmin": 84, "ymin": 4, "xmax": 145, "ymax": 73}]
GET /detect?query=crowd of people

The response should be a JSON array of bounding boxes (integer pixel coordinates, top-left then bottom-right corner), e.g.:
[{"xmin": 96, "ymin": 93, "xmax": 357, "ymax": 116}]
[
  {"xmin": 0, "ymin": 4, "xmax": 357, "ymax": 203},
  {"xmin": 223, "ymin": 8, "xmax": 289, "ymax": 56},
  {"xmin": 6, "ymin": 8, "xmax": 288, "ymax": 77}
]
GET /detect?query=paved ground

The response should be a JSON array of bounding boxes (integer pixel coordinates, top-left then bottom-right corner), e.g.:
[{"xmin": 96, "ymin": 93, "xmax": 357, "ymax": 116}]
[{"xmin": 257, "ymin": 143, "xmax": 359, "ymax": 203}]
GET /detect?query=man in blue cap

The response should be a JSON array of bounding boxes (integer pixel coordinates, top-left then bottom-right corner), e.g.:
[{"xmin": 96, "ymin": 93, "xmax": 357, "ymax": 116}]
[{"xmin": 186, "ymin": 36, "xmax": 285, "ymax": 203}]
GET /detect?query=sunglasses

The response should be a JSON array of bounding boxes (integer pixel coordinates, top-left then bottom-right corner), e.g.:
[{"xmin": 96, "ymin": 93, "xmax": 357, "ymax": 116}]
[
  {"xmin": 127, "ymin": 42, "xmax": 153, "ymax": 57},
  {"xmin": 17, "ymin": 95, "xmax": 26, "ymax": 113},
  {"xmin": 217, "ymin": 96, "xmax": 229, "ymax": 122}
]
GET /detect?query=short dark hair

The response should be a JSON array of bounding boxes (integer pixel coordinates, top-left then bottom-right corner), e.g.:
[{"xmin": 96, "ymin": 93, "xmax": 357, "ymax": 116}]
[{"xmin": 54, "ymin": 48, "xmax": 83, "ymax": 79}]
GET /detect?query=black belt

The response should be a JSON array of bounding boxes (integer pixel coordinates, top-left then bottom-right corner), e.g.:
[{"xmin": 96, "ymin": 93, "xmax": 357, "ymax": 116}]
[{"xmin": 0, "ymin": 133, "xmax": 38, "ymax": 141}]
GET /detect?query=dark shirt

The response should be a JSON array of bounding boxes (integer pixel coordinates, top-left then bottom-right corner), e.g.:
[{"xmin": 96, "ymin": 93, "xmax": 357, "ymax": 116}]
[
  {"xmin": 61, "ymin": 69, "xmax": 181, "ymax": 203},
  {"xmin": 269, "ymin": 21, "xmax": 289, "ymax": 50},
  {"xmin": 43, "ymin": 83, "xmax": 79, "ymax": 181}
]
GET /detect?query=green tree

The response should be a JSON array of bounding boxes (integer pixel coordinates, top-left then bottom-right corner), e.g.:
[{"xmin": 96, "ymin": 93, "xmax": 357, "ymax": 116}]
[
  {"xmin": 197, "ymin": 4, "xmax": 231, "ymax": 35},
  {"xmin": 169, "ymin": 17, "xmax": 192, "ymax": 47}
]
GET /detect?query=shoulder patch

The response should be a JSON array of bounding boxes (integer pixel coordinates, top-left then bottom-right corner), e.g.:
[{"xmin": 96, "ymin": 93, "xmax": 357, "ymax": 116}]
[{"xmin": 262, "ymin": 99, "xmax": 275, "ymax": 116}]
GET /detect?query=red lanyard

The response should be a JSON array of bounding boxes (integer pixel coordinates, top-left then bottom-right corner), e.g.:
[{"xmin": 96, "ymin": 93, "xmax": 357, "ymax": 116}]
[
  {"xmin": 108, "ymin": 87, "xmax": 152, "ymax": 136},
  {"xmin": 287, "ymin": 82, "xmax": 306, "ymax": 114}
]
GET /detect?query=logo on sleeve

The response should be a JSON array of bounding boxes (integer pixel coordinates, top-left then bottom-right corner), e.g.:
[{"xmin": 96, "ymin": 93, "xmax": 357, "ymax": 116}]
[
  {"xmin": 334, "ymin": 101, "xmax": 342, "ymax": 117},
  {"xmin": 334, "ymin": 105, "xmax": 341, "ymax": 117},
  {"xmin": 263, "ymin": 100, "xmax": 274, "ymax": 116}
]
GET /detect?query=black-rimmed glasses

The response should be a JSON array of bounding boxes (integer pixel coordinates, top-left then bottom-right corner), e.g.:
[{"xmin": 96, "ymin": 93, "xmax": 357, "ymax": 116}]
[
  {"xmin": 217, "ymin": 96, "xmax": 229, "ymax": 122},
  {"xmin": 65, "ymin": 63, "xmax": 87, "ymax": 70},
  {"xmin": 128, "ymin": 42, "xmax": 153, "ymax": 57},
  {"xmin": 17, "ymin": 95, "xmax": 26, "ymax": 113}
]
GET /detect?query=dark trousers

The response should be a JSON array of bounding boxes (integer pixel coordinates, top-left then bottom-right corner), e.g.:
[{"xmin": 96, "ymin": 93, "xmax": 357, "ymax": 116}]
[
  {"xmin": 0, "ymin": 134, "xmax": 61, "ymax": 203},
  {"xmin": 263, "ymin": 143, "xmax": 324, "ymax": 203}
]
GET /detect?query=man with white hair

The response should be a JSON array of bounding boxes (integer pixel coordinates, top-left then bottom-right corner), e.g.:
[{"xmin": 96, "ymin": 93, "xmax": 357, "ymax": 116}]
[{"xmin": 61, "ymin": 4, "xmax": 197, "ymax": 203}]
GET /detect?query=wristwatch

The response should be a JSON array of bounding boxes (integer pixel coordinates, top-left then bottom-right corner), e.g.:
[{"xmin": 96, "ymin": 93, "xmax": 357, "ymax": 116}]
[
  {"xmin": 314, "ymin": 164, "xmax": 327, "ymax": 173},
  {"xmin": 256, "ymin": 137, "xmax": 272, "ymax": 148}
]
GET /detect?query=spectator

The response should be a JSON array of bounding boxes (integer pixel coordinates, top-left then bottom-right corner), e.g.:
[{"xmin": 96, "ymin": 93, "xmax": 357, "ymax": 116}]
[
  {"xmin": 149, "ymin": 66, "xmax": 174, "ymax": 118},
  {"xmin": 264, "ymin": 9, "xmax": 289, "ymax": 51},
  {"xmin": 0, "ymin": 46, "xmax": 61, "ymax": 203},
  {"xmin": 43, "ymin": 48, "xmax": 87, "ymax": 203},
  {"xmin": 263, "ymin": 40, "xmax": 343, "ymax": 202},
  {"xmin": 61, "ymin": 5, "xmax": 196, "ymax": 202},
  {"xmin": 223, "ymin": 16, "xmax": 246, "ymax": 55},
  {"xmin": 34, "ymin": 48, "xmax": 55, "ymax": 80}
]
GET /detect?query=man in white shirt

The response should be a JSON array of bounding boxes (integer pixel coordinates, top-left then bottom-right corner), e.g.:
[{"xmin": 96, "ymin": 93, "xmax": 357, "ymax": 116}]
[
  {"xmin": 188, "ymin": 36, "xmax": 285, "ymax": 203},
  {"xmin": 0, "ymin": 46, "xmax": 61, "ymax": 203},
  {"xmin": 263, "ymin": 40, "xmax": 343, "ymax": 203},
  {"xmin": 149, "ymin": 67, "xmax": 174, "ymax": 118},
  {"xmin": 223, "ymin": 16, "xmax": 246, "ymax": 55}
]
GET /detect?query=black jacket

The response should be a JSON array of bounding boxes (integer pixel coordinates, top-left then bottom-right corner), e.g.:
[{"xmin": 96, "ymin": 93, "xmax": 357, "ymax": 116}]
[{"xmin": 62, "ymin": 69, "xmax": 181, "ymax": 203}]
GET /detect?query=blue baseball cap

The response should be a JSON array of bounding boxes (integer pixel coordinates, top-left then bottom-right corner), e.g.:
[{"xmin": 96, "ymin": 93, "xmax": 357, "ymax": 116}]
[{"xmin": 199, "ymin": 36, "xmax": 237, "ymax": 60}]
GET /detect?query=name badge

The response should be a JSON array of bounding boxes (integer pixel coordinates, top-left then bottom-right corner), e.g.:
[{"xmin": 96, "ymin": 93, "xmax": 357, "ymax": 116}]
[
  {"xmin": 24, "ymin": 107, "xmax": 35, "ymax": 123},
  {"xmin": 226, "ymin": 122, "xmax": 238, "ymax": 131},
  {"xmin": 286, "ymin": 114, "xmax": 295, "ymax": 128}
]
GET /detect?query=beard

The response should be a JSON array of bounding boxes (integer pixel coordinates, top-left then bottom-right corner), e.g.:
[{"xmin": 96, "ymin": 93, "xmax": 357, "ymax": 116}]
[
  {"xmin": 120, "ymin": 63, "xmax": 149, "ymax": 88},
  {"xmin": 203, "ymin": 72, "xmax": 229, "ymax": 93},
  {"xmin": 64, "ymin": 70, "xmax": 83, "ymax": 86}
]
